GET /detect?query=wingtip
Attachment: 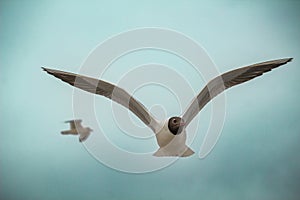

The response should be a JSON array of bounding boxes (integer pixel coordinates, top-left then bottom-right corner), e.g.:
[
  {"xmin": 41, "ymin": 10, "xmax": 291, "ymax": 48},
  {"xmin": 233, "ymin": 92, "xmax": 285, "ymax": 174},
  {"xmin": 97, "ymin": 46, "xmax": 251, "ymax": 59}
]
[
  {"xmin": 65, "ymin": 119, "xmax": 82, "ymax": 123},
  {"xmin": 41, "ymin": 67, "xmax": 52, "ymax": 74},
  {"xmin": 276, "ymin": 57, "xmax": 293, "ymax": 64},
  {"xmin": 266, "ymin": 57, "xmax": 293, "ymax": 66},
  {"xmin": 41, "ymin": 67, "xmax": 59, "ymax": 74}
]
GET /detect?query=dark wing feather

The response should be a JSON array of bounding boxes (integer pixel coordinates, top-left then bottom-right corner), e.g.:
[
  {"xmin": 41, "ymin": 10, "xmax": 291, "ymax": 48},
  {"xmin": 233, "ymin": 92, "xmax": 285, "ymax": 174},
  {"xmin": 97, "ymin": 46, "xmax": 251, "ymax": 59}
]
[
  {"xmin": 182, "ymin": 58, "xmax": 293, "ymax": 126},
  {"xmin": 43, "ymin": 68, "xmax": 159, "ymax": 132},
  {"xmin": 65, "ymin": 119, "xmax": 82, "ymax": 129}
]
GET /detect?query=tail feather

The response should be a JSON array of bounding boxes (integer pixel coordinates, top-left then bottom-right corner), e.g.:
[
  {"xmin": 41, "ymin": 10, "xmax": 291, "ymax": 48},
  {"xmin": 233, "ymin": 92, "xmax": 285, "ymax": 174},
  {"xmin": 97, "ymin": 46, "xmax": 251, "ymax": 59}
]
[
  {"xmin": 181, "ymin": 147, "xmax": 194, "ymax": 157},
  {"xmin": 153, "ymin": 146, "xmax": 194, "ymax": 157},
  {"xmin": 79, "ymin": 132, "xmax": 90, "ymax": 142}
]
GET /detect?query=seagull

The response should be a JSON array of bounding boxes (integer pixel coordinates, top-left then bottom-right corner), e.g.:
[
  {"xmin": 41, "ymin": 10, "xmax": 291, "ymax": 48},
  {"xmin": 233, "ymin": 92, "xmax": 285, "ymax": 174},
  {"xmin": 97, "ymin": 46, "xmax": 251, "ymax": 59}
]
[
  {"xmin": 43, "ymin": 58, "xmax": 292, "ymax": 157},
  {"xmin": 62, "ymin": 119, "xmax": 93, "ymax": 142}
]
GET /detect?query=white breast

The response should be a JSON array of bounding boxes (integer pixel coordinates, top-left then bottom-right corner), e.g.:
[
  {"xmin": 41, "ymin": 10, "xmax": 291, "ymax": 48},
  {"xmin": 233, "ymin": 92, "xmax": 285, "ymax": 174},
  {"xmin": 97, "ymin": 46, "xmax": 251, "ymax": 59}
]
[{"xmin": 155, "ymin": 121, "xmax": 187, "ymax": 149}]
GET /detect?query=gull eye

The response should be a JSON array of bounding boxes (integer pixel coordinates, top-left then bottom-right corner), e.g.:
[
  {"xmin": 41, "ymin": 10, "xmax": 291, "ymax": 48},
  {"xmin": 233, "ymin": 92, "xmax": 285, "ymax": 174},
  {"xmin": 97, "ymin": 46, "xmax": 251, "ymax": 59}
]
[{"xmin": 173, "ymin": 119, "xmax": 177, "ymax": 123}]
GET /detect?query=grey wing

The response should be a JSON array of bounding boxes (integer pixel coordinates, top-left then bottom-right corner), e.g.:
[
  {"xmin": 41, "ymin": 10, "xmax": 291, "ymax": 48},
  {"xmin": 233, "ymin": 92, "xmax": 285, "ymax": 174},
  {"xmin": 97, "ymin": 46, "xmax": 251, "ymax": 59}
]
[
  {"xmin": 65, "ymin": 119, "xmax": 82, "ymax": 129},
  {"xmin": 43, "ymin": 68, "xmax": 159, "ymax": 132},
  {"xmin": 182, "ymin": 58, "xmax": 293, "ymax": 126}
]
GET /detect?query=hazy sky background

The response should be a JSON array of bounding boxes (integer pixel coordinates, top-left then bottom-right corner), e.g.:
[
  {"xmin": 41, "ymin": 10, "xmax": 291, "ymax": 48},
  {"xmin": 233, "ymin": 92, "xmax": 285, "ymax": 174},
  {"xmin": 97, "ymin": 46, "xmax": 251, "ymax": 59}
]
[{"xmin": 1, "ymin": 0, "xmax": 300, "ymax": 199}]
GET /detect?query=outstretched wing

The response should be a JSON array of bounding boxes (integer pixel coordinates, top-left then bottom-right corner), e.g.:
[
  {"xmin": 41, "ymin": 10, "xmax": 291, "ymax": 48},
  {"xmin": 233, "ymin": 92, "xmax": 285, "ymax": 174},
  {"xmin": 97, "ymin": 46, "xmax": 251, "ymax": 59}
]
[
  {"xmin": 43, "ymin": 68, "xmax": 160, "ymax": 132},
  {"xmin": 182, "ymin": 58, "xmax": 293, "ymax": 126},
  {"xmin": 65, "ymin": 119, "xmax": 82, "ymax": 129}
]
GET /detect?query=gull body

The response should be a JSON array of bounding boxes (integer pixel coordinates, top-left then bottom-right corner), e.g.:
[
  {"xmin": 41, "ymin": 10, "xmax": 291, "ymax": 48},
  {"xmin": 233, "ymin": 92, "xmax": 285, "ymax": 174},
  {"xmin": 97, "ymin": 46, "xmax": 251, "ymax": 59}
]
[{"xmin": 154, "ymin": 119, "xmax": 194, "ymax": 157}]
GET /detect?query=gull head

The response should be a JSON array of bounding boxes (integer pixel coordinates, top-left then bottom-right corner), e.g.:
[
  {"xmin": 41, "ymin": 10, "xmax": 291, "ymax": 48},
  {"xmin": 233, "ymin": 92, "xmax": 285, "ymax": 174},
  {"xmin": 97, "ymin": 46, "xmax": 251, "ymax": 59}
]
[{"xmin": 168, "ymin": 117, "xmax": 185, "ymax": 135}]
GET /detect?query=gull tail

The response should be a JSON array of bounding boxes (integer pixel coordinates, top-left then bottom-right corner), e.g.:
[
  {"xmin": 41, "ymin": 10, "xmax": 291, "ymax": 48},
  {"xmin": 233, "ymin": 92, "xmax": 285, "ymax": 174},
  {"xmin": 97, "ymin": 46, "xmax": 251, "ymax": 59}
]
[
  {"xmin": 79, "ymin": 132, "xmax": 91, "ymax": 142},
  {"xmin": 153, "ymin": 146, "xmax": 194, "ymax": 157}
]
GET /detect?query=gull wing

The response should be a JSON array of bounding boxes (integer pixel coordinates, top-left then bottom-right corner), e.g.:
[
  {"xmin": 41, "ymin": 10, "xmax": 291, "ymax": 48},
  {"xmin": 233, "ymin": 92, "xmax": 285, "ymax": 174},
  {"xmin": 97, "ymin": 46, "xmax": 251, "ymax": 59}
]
[
  {"xmin": 182, "ymin": 58, "xmax": 293, "ymax": 126},
  {"xmin": 43, "ymin": 68, "xmax": 160, "ymax": 132},
  {"xmin": 65, "ymin": 119, "xmax": 83, "ymax": 130}
]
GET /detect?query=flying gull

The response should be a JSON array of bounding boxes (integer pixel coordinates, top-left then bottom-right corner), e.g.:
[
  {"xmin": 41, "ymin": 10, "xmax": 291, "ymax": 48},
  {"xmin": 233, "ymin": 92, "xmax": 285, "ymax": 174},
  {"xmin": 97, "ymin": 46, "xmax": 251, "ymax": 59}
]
[
  {"xmin": 43, "ymin": 58, "xmax": 292, "ymax": 157},
  {"xmin": 62, "ymin": 119, "xmax": 93, "ymax": 142}
]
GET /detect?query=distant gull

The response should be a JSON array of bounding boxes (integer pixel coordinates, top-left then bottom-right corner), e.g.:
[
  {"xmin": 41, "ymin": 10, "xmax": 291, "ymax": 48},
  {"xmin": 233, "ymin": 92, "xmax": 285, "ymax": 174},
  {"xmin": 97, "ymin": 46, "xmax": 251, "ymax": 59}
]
[
  {"xmin": 43, "ymin": 58, "xmax": 292, "ymax": 157},
  {"xmin": 61, "ymin": 119, "xmax": 93, "ymax": 142}
]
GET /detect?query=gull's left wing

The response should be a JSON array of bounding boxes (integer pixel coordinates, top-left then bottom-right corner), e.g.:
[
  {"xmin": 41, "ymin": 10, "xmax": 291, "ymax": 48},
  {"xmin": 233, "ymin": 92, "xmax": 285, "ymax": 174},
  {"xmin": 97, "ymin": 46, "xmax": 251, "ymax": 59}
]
[{"xmin": 182, "ymin": 58, "xmax": 293, "ymax": 126}]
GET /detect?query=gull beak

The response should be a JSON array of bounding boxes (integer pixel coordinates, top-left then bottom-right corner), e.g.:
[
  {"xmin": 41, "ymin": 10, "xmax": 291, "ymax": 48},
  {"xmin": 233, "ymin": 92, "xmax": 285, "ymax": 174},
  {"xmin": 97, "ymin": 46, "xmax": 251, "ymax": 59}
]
[{"xmin": 179, "ymin": 122, "xmax": 185, "ymax": 126}]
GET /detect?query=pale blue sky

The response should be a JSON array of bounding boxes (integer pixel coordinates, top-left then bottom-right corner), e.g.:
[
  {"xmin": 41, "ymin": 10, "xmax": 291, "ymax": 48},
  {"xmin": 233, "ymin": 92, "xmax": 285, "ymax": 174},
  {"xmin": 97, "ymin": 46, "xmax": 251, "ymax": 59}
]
[{"xmin": 1, "ymin": 1, "xmax": 300, "ymax": 199}]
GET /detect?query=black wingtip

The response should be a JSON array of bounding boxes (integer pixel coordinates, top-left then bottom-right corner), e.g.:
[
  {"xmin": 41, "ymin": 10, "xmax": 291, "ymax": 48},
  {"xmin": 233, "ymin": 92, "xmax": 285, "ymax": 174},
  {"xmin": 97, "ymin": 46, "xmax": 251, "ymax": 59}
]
[
  {"xmin": 41, "ymin": 67, "xmax": 51, "ymax": 73},
  {"xmin": 280, "ymin": 58, "xmax": 293, "ymax": 66},
  {"xmin": 276, "ymin": 57, "xmax": 293, "ymax": 64},
  {"xmin": 261, "ymin": 57, "xmax": 293, "ymax": 67},
  {"xmin": 41, "ymin": 67, "xmax": 60, "ymax": 76},
  {"xmin": 65, "ymin": 119, "xmax": 82, "ymax": 123},
  {"xmin": 282, "ymin": 58, "xmax": 293, "ymax": 63}
]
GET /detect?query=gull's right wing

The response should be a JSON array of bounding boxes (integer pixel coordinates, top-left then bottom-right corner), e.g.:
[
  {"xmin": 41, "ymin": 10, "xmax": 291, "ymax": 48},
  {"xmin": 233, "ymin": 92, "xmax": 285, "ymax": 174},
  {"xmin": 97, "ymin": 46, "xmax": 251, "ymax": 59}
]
[{"xmin": 43, "ymin": 68, "xmax": 160, "ymax": 133}]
